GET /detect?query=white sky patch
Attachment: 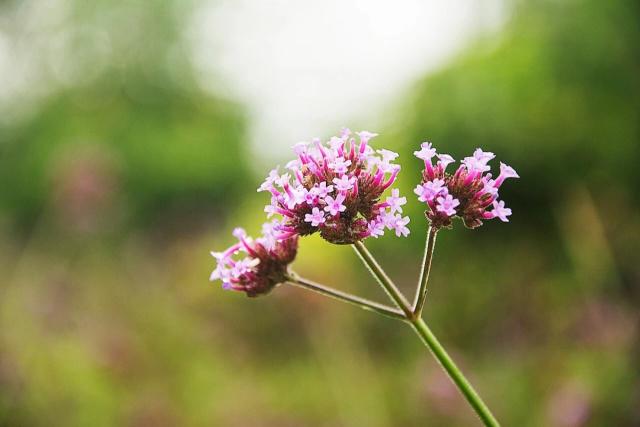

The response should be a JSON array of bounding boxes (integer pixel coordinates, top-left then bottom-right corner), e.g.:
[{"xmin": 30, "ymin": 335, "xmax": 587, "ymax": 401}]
[{"xmin": 190, "ymin": 0, "xmax": 506, "ymax": 163}]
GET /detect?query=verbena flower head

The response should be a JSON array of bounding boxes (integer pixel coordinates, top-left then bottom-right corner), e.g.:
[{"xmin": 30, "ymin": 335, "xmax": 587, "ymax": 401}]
[
  {"xmin": 258, "ymin": 129, "xmax": 410, "ymax": 244},
  {"xmin": 414, "ymin": 142, "xmax": 519, "ymax": 229},
  {"xmin": 210, "ymin": 222, "xmax": 298, "ymax": 297}
]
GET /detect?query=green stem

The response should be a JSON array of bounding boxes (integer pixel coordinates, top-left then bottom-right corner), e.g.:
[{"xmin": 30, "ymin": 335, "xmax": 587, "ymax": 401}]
[
  {"xmin": 411, "ymin": 318, "xmax": 500, "ymax": 427},
  {"xmin": 351, "ymin": 241, "xmax": 500, "ymax": 427},
  {"xmin": 351, "ymin": 241, "xmax": 413, "ymax": 319},
  {"xmin": 412, "ymin": 227, "xmax": 437, "ymax": 315},
  {"xmin": 285, "ymin": 273, "xmax": 405, "ymax": 321}
]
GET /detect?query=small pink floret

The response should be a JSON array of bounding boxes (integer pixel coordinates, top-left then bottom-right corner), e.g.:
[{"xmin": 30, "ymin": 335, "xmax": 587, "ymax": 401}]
[
  {"xmin": 435, "ymin": 194, "xmax": 460, "ymax": 217},
  {"xmin": 491, "ymin": 200, "xmax": 512, "ymax": 222},
  {"xmin": 323, "ymin": 194, "xmax": 347, "ymax": 216},
  {"xmin": 414, "ymin": 142, "xmax": 437, "ymax": 160},
  {"xmin": 304, "ymin": 207, "xmax": 326, "ymax": 227}
]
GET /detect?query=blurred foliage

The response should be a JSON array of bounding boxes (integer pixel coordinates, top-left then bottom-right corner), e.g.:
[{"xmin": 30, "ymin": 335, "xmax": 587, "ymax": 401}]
[
  {"xmin": 0, "ymin": 0, "xmax": 248, "ymax": 233},
  {"xmin": 1, "ymin": 0, "xmax": 639, "ymax": 426}
]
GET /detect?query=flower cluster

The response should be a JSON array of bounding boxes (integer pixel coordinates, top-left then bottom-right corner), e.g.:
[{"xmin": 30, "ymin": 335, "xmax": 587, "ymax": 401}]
[
  {"xmin": 210, "ymin": 134, "xmax": 519, "ymax": 295},
  {"xmin": 413, "ymin": 143, "xmax": 519, "ymax": 229},
  {"xmin": 210, "ymin": 223, "xmax": 298, "ymax": 297},
  {"xmin": 258, "ymin": 129, "xmax": 410, "ymax": 244}
]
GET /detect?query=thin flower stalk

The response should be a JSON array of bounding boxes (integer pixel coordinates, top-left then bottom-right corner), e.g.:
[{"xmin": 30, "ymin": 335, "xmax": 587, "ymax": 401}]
[
  {"xmin": 413, "ymin": 226, "xmax": 437, "ymax": 316},
  {"xmin": 351, "ymin": 241, "xmax": 413, "ymax": 319},
  {"xmin": 285, "ymin": 272, "xmax": 405, "ymax": 320},
  {"xmin": 412, "ymin": 318, "xmax": 500, "ymax": 427}
]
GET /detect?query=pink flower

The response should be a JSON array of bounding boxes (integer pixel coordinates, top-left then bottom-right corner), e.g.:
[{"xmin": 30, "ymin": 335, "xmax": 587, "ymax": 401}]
[
  {"xmin": 367, "ymin": 219, "xmax": 385, "ymax": 238},
  {"xmin": 255, "ymin": 130, "xmax": 409, "ymax": 244},
  {"xmin": 494, "ymin": 162, "xmax": 519, "ymax": 187},
  {"xmin": 328, "ymin": 157, "xmax": 352, "ymax": 174},
  {"xmin": 333, "ymin": 175, "xmax": 357, "ymax": 192},
  {"xmin": 357, "ymin": 131, "xmax": 378, "ymax": 143},
  {"xmin": 462, "ymin": 156, "xmax": 490, "ymax": 174},
  {"xmin": 324, "ymin": 194, "xmax": 347, "ymax": 216},
  {"xmin": 292, "ymin": 141, "xmax": 309, "ymax": 156},
  {"xmin": 312, "ymin": 181, "xmax": 334, "ymax": 198},
  {"xmin": 414, "ymin": 142, "xmax": 437, "ymax": 160},
  {"xmin": 414, "ymin": 179, "xmax": 447, "ymax": 202},
  {"xmin": 210, "ymin": 228, "xmax": 298, "ymax": 297},
  {"xmin": 436, "ymin": 154, "xmax": 455, "ymax": 170},
  {"xmin": 436, "ymin": 194, "xmax": 460, "ymax": 217},
  {"xmin": 257, "ymin": 167, "xmax": 281, "ymax": 192},
  {"xmin": 481, "ymin": 179, "xmax": 499, "ymax": 197},
  {"xmin": 413, "ymin": 142, "xmax": 518, "ymax": 229},
  {"xmin": 490, "ymin": 200, "xmax": 512, "ymax": 222},
  {"xmin": 302, "ymin": 188, "xmax": 316, "ymax": 204},
  {"xmin": 232, "ymin": 227, "xmax": 247, "ymax": 239},
  {"xmin": 328, "ymin": 136, "xmax": 344, "ymax": 150},
  {"xmin": 258, "ymin": 220, "xmax": 280, "ymax": 251},
  {"xmin": 231, "ymin": 258, "xmax": 256, "ymax": 277},
  {"xmin": 386, "ymin": 188, "xmax": 407, "ymax": 213},
  {"xmin": 385, "ymin": 213, "xmax": 411, "ymax": 237},
  {"xmin": 375, "ymin": 157, "xmax": 399, "ymax": 174},
  {"xmin": 276, "ymin": 173, "xmax": 291, "ymax": 188},
  {"xmin": 304, "ymin": 207, "xmax": 326, "ymax": 227},
  {"xmin": 283, "ymin": 187, "xmax": 304, "ymax": 209},
  {"xmin": 377, "ymin": 149, "xmax": 399, "ymax": 163},
  {"xmin": 462, "ymin": 148, "xmax": 495, "ymax": 175},
  {"xmin": 264, "ymin": 202, "xmax": 277, "ymax": 218},
  {"xmin": 473, "ymin": 148, "xmax": 495, "ymax": 163}
]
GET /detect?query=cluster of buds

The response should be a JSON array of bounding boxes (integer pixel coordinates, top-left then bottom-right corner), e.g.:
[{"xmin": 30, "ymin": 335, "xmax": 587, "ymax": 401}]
[
  {"xmin": 258, "ymin": 129, "xmax": 410, "ymax": 244},
  {"xmin": 210, "ymin": 223, "xmax": 298, "ymax": 297},
  {"xmin": 413, "ymin": 143, "xmax": 519, "ymax": 229}
]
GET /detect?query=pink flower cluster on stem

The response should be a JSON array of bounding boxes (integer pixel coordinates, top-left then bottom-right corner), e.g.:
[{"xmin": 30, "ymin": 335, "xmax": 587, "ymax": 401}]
[
  {"xmin": 210, "ymin": 223, "xmax": 298, "ymax": 297},
  {"xmin": 258, "ymin": 129, "xmax": 410, "ymax": 244},
  {"xmin": 413, "ymin": 142, "xmax": 519, "ymax": 229}
]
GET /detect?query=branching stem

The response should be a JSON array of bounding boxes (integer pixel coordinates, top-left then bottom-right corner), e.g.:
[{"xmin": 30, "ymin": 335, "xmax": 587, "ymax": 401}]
[
  {"xmin": 413, "ymin": 227, "xmax": 437, "ymax": 315},
  {"xmin": 352, "ymin": 241, "xmax": 414, "ymax": 319},
  {"xmin": 351, "ymin": 240, "xmax": 500, "ymax": 427},
  {"xmin": 285, "ymin": 272, "xmax": 405, "ymax": 320}
]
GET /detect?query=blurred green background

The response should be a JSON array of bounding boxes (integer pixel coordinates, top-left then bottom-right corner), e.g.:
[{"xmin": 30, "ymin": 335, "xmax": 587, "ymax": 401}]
[{"xmin": 1, "ymin": 0, "xmax": 638, "ymax": 426}]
